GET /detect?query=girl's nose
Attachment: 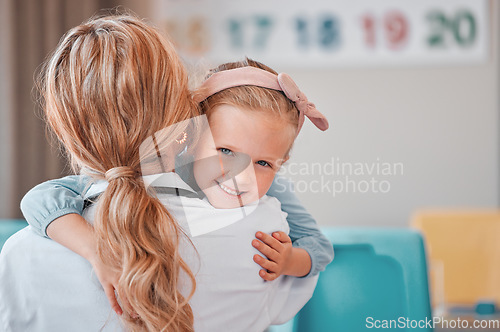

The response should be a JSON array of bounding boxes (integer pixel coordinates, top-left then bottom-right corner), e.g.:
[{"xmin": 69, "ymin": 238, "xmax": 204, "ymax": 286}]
[{"xmin": 233, "ymin": 163, "xmax": 257, "ymax": 189}]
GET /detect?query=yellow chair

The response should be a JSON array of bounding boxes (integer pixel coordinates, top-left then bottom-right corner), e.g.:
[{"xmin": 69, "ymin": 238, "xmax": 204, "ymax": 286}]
[{"xmin": 412, "ymin": 210, "xmax": 500, "ymax": 310}]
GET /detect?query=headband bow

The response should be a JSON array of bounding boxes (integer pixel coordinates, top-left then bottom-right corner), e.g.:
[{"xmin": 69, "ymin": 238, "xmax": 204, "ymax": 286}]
[{"xmin": 194, "ymin": 67, "xmax": 329, "ymax": 133}]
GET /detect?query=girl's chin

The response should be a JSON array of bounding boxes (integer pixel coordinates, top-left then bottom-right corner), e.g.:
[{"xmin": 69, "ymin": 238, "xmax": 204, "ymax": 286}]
[
  {"xmin": 206, "ymin": 191, "xmax": 258, "ymax": 209},
  {"xmin": 207, "ymin": 193, "xmax": 245, "ymax": 209}
]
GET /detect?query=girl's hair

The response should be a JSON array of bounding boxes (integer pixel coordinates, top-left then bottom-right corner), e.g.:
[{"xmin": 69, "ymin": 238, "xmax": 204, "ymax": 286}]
[
  {"xmin": 200, "ymin": 58, "xmax": 299, "ymax": 145},
  {"xmin": 39, "ymin": 14, "xmax": 198, "ymax": 331}
]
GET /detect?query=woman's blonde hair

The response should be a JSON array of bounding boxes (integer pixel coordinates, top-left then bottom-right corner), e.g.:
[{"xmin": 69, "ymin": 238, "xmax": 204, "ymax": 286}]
[
  {"xmin": 200, "ymin": 58, "xmax": 299, "ymax": 145},
  {"xmin": 40, "ymin": 14, "xmax": 198, "ymax": 331}
]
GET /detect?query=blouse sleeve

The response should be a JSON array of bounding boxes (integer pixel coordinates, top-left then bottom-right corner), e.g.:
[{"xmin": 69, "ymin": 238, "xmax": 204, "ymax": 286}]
[
  {"xmin": 20, "ymin": 175, "xmax": 92, "ymax": 238},
  {"xmin": 266, "ymin": 175, "xmax": 334, "ymax": 277}
]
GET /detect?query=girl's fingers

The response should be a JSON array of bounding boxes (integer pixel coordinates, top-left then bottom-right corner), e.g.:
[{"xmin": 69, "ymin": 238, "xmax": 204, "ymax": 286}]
[
  {"xmin": 252, "ymin": 239, "xmax": 280, "ymax": 262},
  {"xmin": 259, "ymin": 269, "xmax": 278, "ymax": 281},
  {"xmin": 255, "ymin": 232, "xmax": 283, "ymax": 252},
  {"xmin": 117, "ymin": 288, "xmax": 138, "ymax": 319},
  {"xmin": 273, "ymin": 231, "xmax": 292, "ymax": 243},
  {"xmin": 253, "ymin": 254, "xmax": 278, "ymax": 272},
  {"xmin": 104, "ymin": 285, "xmax": 122, "ymax": 316}
]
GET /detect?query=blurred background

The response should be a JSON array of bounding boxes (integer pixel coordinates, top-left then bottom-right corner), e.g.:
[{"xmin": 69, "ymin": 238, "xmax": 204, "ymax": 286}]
[{"xmin": 0, "ymin": 0, "xmax": 498, "ymax": 228}]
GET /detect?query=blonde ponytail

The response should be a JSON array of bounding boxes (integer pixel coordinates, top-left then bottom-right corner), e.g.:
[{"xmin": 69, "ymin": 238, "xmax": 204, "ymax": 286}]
[
  {"xmin": 96, "ymin": 174, "xmax": 194, "ymax": 331},
  {"xmin": 40, "ymin": 14, "xmax": 198, "ymax": 331}
]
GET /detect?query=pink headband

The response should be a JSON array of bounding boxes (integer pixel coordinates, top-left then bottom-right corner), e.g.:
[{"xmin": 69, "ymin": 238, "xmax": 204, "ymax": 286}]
[{"xmin": 194, "ymin": 67, "xmax": 329, "ymax": 133}]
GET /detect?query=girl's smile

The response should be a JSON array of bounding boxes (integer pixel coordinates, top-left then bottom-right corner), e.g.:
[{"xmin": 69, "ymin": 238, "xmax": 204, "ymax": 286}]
[{"xmin": 215, "ymin": 180, "xmax": 245, "ymax": 196}]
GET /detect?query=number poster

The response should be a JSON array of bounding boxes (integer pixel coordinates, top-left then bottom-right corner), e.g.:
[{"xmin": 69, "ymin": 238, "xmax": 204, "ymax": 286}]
[{"xmin": 152, "ymin": 0, "xmax": 489, "ymax": 68}]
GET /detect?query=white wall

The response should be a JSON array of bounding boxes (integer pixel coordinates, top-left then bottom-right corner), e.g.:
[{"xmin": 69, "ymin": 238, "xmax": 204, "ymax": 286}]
[{"xmin": 281, "ymin": 4, "xmax": 499, "ymax": 227}]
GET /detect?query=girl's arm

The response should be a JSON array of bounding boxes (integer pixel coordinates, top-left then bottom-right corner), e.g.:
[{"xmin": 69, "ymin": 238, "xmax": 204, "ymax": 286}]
[
  {"xmin": 20, "ymin": 176, "xmax": 125, "ymax": 315},
  {"xmin": 265, "ymin": 175, "xmax": 334, "ymax": 277}
]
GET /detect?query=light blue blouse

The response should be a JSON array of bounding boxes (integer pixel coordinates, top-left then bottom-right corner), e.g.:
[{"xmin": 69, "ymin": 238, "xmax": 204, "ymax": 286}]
[{"xmin": 20, "ymin": 174, "xmax": 333, "ymax": 276}]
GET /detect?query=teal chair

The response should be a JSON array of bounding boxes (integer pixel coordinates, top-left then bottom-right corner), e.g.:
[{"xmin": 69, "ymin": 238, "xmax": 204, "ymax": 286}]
[
  {"xmin": 270, "ymin": 227, "xmax": 433, "ymax": 332},
  {"xmin": 0, "ymin": 219, "xmax": 28, "ymax": 251}
]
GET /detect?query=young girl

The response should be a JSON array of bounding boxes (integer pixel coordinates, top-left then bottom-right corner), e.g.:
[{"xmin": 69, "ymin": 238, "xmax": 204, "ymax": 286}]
[{"xmin": 8, "ymin": 16, "xmax": 333, "ymax": 332}]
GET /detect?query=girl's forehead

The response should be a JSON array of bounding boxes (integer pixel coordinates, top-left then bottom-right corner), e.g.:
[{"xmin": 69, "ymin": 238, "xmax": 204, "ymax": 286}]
[
  {"xmin": 208, "ymin": 104, "xmax": 290, "ymax": 128},
  {"xmin": 206, "ymin": 104, "xmax": 295, "ymax": 160}
]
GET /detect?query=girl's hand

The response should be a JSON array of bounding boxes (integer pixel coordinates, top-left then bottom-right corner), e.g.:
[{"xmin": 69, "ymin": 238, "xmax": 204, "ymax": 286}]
[
  {"xmin": 252, "ymin": 231, "xmax": 312, "ymax": 280},
  {"xmin": 89, "ymin": 256, "xmax": 135, "ymax": 317},
  {"xmin": 252, "ymin": 231, "xmax": 294, "ymax": 281}
]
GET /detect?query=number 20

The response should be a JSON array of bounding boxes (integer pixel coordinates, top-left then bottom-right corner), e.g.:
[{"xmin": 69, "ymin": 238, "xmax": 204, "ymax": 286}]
[{"xmin": 427, "ymin": 10, "xmax": 476, "ymax": 48}]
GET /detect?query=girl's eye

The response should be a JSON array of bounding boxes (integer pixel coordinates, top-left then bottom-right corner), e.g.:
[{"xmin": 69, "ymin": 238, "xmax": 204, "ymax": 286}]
[
  {"xmin": 219, "ymin": 148, "xmax": 233, "ymax": 156},
  {"xmin": 256, "ymin": 160, "xmax": 271, "ymax": 168}
]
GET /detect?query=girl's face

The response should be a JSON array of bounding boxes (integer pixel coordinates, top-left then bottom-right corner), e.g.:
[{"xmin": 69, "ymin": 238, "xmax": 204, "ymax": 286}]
[{"xmin": 193, "ymin": 104, "xmax": 294, "ymax": 209}]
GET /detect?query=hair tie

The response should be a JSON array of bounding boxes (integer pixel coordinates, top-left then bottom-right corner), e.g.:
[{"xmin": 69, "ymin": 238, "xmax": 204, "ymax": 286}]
[
  {"xmin": 105, "ymin": 166, "xmax": 138, "ymax": 182},
  {"xmin": 194, "ymin": 66, "xmax": 329, "ymax": 134}
]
